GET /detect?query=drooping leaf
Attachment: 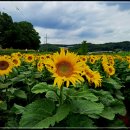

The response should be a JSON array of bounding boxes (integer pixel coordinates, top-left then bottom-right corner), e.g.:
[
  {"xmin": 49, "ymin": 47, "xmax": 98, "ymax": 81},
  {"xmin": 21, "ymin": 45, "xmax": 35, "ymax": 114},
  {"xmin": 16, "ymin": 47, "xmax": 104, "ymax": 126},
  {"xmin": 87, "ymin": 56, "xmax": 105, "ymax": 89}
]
[
  {"xmin": 5, "ymin": 117, "xmax": 19, "ymax": 127},
  {"xmin": 100, "ymin": 107, "xmax": 115, "ymax": 120},
  {"xmin": 0, "ymin": 82, "xmax": 12, "ymax": 89},
  {"xmin": 69, "ymin": 91, "xmax": 98, "ymax": 102},
  {"xmin": 111, "ymin": 100, "xmax": 126, "ymax": 116},
  {"xmin": 103, "ymin": 78, "xmax": 123, "ymax": 89},
  {"xmin": 91, "ymin": 89, "xmax": 115, "ymax": 106},
  {"xmin": 33, "ymin": 72, "xmax": 42, "ymax": 79},
  {"xmin": 11, "ymin": 103, "xmax": 25, "ymax": 114},
  {"xmin": 126, "ymin": 76, "xmax": 130, "ymax": 82},
  {"xmin": 45, "ymin": 91, "xmax": 59, "ymax": 101},
  {"xmin": 108, "ymin": 119, "xmax": 126, "ymax": 127},
  {"xmin": 35, "ymin": 103, "xmax": 70, "ymax": 128},
  {"xmin": 31, "ymin": 82, "xmax": 51, "ymax": 94},
  {"xmin": 0, "ymin": 100, "xmax": 7, "ymax": 110},
  {"xmin": 14, "ymin": 89, "xmax": 27, "ymax": 99},
  {"xmin": 115, "ymin": 90, "xmax": 124, "ymax": 100},
  {"xmin": 66, "ymin": 113, "xmax": 95, "ymax": 127},
  {"xmin": 10, "ymin": 74, "xmax": 25, "ymax": 83},
  {"xmin": 71, "ymin": 99, "xmax": 104, "ymax": 116},
  {"xmin": 19, "ymin": 99, "xmax": 55, "ymax": 127}
]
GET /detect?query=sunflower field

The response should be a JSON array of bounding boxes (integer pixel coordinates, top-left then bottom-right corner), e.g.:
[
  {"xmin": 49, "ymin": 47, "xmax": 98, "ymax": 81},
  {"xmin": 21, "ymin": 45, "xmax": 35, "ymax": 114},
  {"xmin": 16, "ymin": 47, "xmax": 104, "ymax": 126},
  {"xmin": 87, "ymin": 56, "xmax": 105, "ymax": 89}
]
[{"xmin": 0, "ymin": 49, "xmax": 130, "ymax": 128}]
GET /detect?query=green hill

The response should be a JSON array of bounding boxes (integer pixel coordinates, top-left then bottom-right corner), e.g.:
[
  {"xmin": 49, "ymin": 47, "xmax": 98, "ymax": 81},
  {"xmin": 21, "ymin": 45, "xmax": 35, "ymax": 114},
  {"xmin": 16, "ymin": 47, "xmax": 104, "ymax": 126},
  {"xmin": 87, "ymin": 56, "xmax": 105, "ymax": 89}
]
[{"xmin": 39, "ymin": 41, "xmax": 130, "ymax": 53}]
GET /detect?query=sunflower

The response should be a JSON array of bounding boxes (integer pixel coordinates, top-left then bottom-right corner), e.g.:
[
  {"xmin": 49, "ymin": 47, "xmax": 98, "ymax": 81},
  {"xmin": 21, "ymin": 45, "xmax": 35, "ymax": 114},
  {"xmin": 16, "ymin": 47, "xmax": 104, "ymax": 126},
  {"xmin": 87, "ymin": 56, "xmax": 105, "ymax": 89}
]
[
  {"xmin": 11, "ymin": 52, "xmax": 22, "ymax": 58},
  {"xmin": 39, "ymin": 55, "xmax": 45, "ymax": 60},
  {"xmin": 105, "ymin": 65, "xmax": 115, "ymax": 76},
  {"xmin": 0, "ymin": 56, "xmax": 13, "ymax": 76},
  {"xmin": 44, "ymin": 48, "xmax": 84, "ymax": 88},
  {"xmin": 11, "ymin": 56, "xmax": 21, "ymax": 67},
  {"xmin": 82, "ymin": 65, "xmax": 102, "ymax": 88},
  {"xmin": 128, "ymin": 64, "xmax": 130, "ymax": 69},
  {"xmin": 37, "ymin": 60, "xmax": 44, "ymax": 72},
  {"xmin": 89, "ymin": 55, "xmax": 97, "ymax": 64},
  {"xmin": 24, "ymin": 54, "xmax": 35, "ymax": 63},
  {"xmin": 78, "ymin": 55, "xmax": 87, "ymax": 63},
  {"xmin": 126, "ymin": 56, "xmax": 130, "ymax": 63}
]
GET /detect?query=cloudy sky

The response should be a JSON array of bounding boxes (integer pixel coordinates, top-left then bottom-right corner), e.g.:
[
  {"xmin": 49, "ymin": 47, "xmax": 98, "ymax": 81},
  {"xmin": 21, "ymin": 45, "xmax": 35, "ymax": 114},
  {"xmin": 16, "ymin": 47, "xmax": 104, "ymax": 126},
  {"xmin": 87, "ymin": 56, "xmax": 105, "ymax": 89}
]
[{"xmin": 0, "ymin": 1, "xmax": 130, "ymax": 45}]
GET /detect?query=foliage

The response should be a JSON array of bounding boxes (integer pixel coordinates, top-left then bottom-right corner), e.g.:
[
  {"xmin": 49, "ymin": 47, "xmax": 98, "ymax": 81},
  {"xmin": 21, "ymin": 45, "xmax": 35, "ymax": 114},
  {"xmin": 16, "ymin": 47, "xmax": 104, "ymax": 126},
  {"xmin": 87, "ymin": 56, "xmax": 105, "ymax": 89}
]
[
  {"xmin": 0, "ymin": 52, "xmax": 130, "ymax": 128},
  {"xmin": 78, "ymin": 40, "xmax": 88, "ymax": 55},
  {"xmin": 0, "ymin": 12, "xmax": 40, "ymax": 50}
]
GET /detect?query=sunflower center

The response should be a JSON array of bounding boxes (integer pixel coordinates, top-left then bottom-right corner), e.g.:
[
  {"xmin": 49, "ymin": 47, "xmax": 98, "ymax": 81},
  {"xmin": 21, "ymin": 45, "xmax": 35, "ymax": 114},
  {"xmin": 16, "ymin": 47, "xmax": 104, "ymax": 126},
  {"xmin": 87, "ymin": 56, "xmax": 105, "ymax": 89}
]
[
  {"xmin": 82, "ymin": 58, "xmax": 86, "ymax": 61},
  {"xmin": 56, "ymin": 61, "xmax": 73, "ymax": 77},
  {"xmin": 28, "ymin": 56, "xmax": 32, "ymax": 60},
  {"xmin": 13, "ymin": 59, "xmax": 18, "ymax": 64},
  {"xmin": 109, "ymin": 68, "xmax": 112, "ymax": 73},
  {"xmin": 0, "ymin": 61, "xmax": 9, "ymax": 70}
]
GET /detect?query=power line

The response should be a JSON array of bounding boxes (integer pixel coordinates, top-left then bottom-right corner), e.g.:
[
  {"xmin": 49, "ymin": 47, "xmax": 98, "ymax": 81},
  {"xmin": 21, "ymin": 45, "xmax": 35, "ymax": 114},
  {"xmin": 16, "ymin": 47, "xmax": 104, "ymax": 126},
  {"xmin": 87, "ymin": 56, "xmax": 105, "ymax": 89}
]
[
  {"xmin": 44, "ymin": 34, "xmax": 48, "ymax": 44},
  {"xmin": 15, "ymin": 6, "xmax": 26, "ymax": 20}
]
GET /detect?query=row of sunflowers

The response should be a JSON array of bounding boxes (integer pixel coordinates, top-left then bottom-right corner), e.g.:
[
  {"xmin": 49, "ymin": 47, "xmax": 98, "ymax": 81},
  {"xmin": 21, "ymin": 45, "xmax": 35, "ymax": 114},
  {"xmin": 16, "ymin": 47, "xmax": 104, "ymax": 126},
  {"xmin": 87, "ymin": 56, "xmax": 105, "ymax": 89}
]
[{"xmin": 0, "ymin": 48, "xmax": 130, "ymax": 128}]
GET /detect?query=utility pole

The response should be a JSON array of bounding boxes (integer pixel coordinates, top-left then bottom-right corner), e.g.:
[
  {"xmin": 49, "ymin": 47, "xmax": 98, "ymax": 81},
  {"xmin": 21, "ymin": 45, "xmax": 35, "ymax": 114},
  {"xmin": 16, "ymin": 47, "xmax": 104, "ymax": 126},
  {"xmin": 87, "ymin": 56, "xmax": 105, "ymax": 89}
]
[{"xmin": 44, "ymin": 34, "xmax": 48, "ymax": 44}]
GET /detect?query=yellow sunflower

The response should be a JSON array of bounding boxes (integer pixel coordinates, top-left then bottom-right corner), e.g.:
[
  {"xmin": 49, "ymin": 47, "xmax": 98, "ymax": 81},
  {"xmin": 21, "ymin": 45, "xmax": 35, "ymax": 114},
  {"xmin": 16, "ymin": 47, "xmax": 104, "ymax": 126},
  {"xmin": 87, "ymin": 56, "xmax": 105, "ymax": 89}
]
[
  {"xmin": 89, "ymin": 55, "xmax": 96, "ymax": 64},
  {"xmin": 82, "ymin": 65, "xmax": 102, "ymax": 88},
  {"xmin": 37, "ymin": 60, "xmax": 44, "ymax": 72},
  {"xmin": 128, "ymin": 64, "xmax": 130, "ymax": 69},
  {"xmin": 44, "ymin": 48, "xmax": 84, "ymax": 88},
  {"xmin": 11, "ymin": 56, "xmax": 21, "ymax": 67},
  {"xmin": 105, "ymin": 65, "xmax": 115, "ymax": 76},
  {"xmin": 11, "ymin": 52, "xmax": 22, "ymax": 58},
  {"xmin": 24, "ymin": 54, "xmax": 35, "ymax": 63},
  {"xmin": 0, "ymin": 56, "xmax": 13, "ymax": 76}
]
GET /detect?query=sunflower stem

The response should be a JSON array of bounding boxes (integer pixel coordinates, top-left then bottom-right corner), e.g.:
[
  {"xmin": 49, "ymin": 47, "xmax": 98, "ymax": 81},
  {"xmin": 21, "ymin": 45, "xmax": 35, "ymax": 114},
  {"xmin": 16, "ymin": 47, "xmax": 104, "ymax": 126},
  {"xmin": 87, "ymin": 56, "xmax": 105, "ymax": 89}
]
[{"xmin": 59, "ymin": 86, "xmax": 63, "ymax": 105}]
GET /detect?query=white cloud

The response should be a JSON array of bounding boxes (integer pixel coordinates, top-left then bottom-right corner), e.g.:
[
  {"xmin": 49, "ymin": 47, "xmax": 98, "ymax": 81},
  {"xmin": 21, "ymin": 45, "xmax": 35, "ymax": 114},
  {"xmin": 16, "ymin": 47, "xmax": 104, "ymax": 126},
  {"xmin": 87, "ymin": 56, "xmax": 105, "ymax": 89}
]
[{"xmin": 0, "ymin": 1, "xmax": 130, "ymax": 44}]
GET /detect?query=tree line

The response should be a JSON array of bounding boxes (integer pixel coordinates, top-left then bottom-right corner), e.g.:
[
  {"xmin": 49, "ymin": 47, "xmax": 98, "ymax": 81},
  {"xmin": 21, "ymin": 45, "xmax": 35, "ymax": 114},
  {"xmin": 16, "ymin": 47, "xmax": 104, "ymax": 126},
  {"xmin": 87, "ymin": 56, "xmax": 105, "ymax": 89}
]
[
  {"xmin": 40, "ymin": 40, "xmax": 130, "ymax": 54},
  {"xmin": 0, "ymin": 12, "xmax": 40, "ymax": 49}
]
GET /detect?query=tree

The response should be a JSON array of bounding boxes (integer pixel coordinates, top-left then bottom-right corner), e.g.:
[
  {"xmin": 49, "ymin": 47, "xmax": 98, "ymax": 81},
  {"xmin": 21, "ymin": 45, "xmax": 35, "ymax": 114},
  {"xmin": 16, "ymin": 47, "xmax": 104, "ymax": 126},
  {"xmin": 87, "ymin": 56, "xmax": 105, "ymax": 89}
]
[
  {"xmin": 0, "ymin": 12, "xmax": 13, "ymax": 48},
  {"xmin": 0, "ymin": 12, "xmax": 41, "ymax": 49},
  {"xmin": 78, "ymin": 40, "xmax": 88, "ymax": 55},
  {"xmin": 8, "ymin": 21, "xmax": 41, "ymax": 49}
]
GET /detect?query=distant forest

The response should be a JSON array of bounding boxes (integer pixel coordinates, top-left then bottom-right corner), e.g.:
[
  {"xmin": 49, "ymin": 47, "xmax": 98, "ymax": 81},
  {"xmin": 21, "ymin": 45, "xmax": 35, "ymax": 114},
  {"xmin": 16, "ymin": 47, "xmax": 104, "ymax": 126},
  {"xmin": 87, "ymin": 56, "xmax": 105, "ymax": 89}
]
[{"xmin": 39, "ymin": 41, "xmax": 130, "ymax": 53}]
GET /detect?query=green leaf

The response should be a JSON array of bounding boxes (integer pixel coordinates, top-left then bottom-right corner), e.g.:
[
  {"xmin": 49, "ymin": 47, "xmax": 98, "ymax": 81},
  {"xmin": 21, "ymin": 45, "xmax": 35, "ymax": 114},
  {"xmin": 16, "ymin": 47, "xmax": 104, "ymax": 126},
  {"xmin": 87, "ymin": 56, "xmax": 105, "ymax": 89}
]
[
  {"xmin": 19, "ymin": 99, "xmax": 55, "ymax": 127},
  {"xmin": 22, "ymin": 71, "xmax": 31, "ymax": 75},
  {"xmin": 5, "ymin": 117, "xmax": 19, "ymax": 127},
  {"xmin": 35, "ymin": 103, "xmax": 70, "ymax": 128},
  {"xmin": 45, "ymin": 91, "xmax": 59, "ymax": 101},
  {"xmin": 33, "ymin": 72, "xmax": 42, "ymax": 78},
  {"xmin": 126, "ymin": 76, "xmax": 130, "ymax": 82},
  {"xmin": 10, "ymin": 74, "xmax": 25, "ymax": 83},
  {"xmin": 108, "ymin": 119, "xmax": 126, "ymax": 127},
  {"xmin": 31, "ymin": 82, "xmax": 51, "ymax": 94},
  {"xmin": 90, "ymin": 89, "xmax": 115, "ymax": 106},
  {"xmin": 12, "ymin": 67, "xmax": 18, "ymax": 75},
  {"xmin": 0, "ymin": 100, "xmax": 7, "ymax": 110},
  {"xmin": 66, "ymin": 113, "xmax": 95, "ymax": 127},
  {"xmin": 14, "ymin": 89, "xmax": 27, "ymax": 99},
  {"xmin": 11, "ymin": 103, "xmax": 25, "ymax": 114},
  {"xmin": 111, "ymin": 100, "xmax": 126, "ymax": 116},
  {"xmin": 71, "ymin": 100, "xmax": 104, "ymax": 116},
  {"xmin": 115, "ymin": 90, "xmax": 124, "ymax": 100},
  {"xmin": 100, "ymin": 93, "xmax": 115, "ymax": 106},
  {"xmin": 103, "ymin": 78, "xmax": 123, "ymax": 89},
  {"xmin": 100, "ymin": 107, "xmax": 115, "ymax": 120},
  {"xmin": 70, "ymin": 91, "xmax": 98, "ymax": 102},
  {"xmin": 0, "ymin": 82, "xmax": 12, "ymax": 89},
  {"xmin": 0, "ymin": 75, "xmax": 5, "ymax": 82},
  {"xmin": 88, "ymin": 114, "xmax": 100, "ymax": 119}
]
